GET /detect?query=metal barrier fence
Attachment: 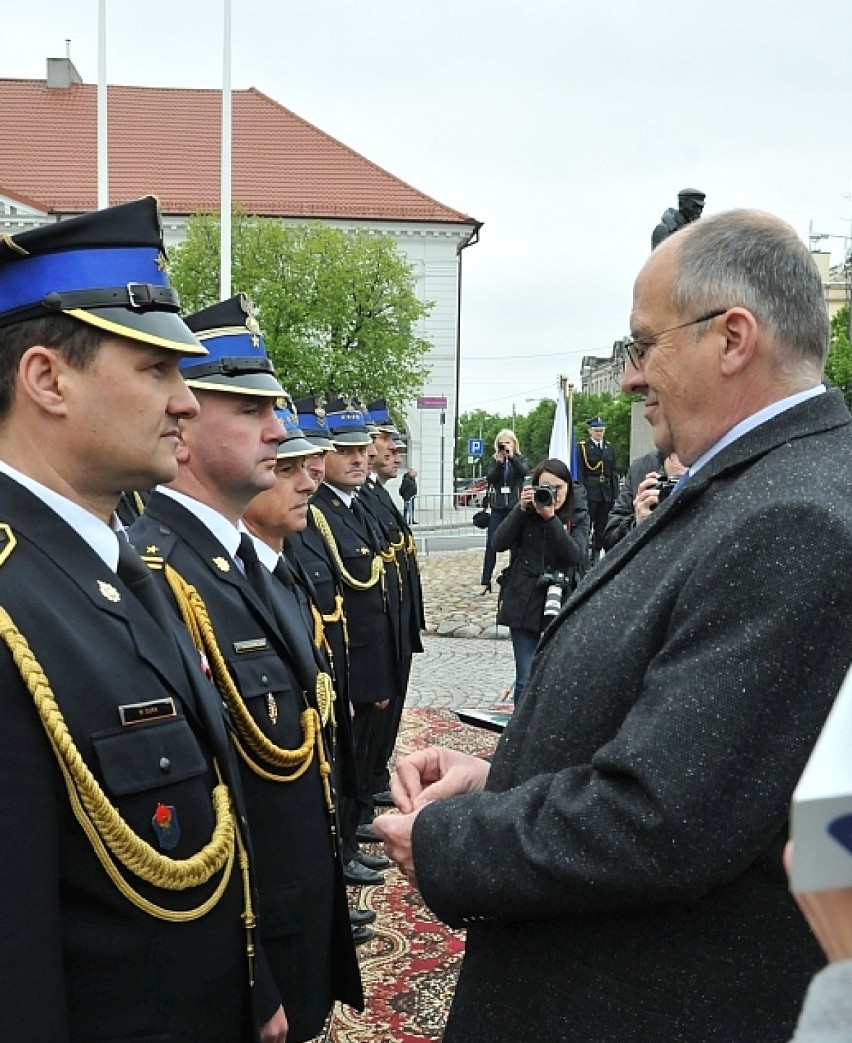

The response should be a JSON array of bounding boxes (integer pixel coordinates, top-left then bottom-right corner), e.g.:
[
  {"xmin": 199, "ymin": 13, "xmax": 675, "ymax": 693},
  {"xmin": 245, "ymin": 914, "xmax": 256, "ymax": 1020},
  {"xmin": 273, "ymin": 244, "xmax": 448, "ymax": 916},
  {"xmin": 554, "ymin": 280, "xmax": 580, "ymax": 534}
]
[{"xmin": 401, "ymin": 494, "xmax": 486, "ymax": 530}]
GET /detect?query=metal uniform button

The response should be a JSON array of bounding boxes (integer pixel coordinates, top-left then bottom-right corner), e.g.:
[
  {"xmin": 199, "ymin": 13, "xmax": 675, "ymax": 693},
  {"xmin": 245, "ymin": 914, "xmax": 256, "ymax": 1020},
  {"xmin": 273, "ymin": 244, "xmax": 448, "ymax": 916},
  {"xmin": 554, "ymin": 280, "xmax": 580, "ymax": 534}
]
[{"xmin": 159, "ymin": 756, "xmax": 171, "ymax": 774}]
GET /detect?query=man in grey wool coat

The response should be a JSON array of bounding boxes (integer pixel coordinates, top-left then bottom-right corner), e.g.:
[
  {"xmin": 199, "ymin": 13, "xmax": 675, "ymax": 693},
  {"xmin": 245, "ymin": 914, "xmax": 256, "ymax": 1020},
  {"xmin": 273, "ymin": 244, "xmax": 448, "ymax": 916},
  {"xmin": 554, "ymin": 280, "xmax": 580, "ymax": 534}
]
[{"xmin": 374, "ymin": 208, "xmax": 852, "ymax": 1042}]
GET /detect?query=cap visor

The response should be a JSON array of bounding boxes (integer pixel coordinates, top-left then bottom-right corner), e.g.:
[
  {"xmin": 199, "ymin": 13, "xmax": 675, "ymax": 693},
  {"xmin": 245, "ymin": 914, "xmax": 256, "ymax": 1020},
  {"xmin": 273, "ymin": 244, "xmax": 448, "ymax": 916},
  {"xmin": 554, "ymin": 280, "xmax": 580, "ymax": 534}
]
[
  {"xmin": 183, "ymin": 372, "xmax": 285, "ymax": 397},
  {"xmin": 67, "ymin": 307, "xmax": 206, "ymax": 355},
  {"xmin": 277, "ymin": 436, "xmax": 323, "ymax": 458}
]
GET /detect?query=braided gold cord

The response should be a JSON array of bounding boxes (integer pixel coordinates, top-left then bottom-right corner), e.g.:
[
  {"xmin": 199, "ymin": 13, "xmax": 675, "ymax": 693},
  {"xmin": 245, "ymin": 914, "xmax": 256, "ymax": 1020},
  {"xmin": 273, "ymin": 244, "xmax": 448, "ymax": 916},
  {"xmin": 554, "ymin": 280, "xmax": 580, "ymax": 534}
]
[
  {"xmin": 164, "ymin": 565, "xmax": 335, "ymax": 790},
  {"xmin": 310, "ymin": 505, "xmax": 384, "ymax": 590},
  {"xmin": 580, "ymin": 441, "xmax": 604, "ymax": 473},
  {"xmin": 0, "ymin": 606, "xmax": 237, "ymax": 918}
]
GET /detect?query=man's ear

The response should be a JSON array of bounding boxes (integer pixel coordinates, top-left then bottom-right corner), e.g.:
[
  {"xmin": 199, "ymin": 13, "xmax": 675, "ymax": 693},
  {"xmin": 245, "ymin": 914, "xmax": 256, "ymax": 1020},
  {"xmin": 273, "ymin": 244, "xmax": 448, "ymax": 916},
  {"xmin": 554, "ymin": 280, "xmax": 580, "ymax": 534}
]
[
  {"xmin": 18, "ymin": 346, "xmax": 69, "ymax": 415},
  {"xmin": 719, "ymin": 307, "xmax": 759, "ymax": 376}
]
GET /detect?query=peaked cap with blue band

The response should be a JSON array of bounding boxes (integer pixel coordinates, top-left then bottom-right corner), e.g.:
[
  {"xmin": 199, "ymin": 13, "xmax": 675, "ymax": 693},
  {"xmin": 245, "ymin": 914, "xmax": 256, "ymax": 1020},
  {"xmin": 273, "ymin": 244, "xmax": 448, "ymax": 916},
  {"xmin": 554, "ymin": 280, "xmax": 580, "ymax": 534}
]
[
  {"xmin": 181, "ymin": 294, "xmax": 284, "ymax": 397},
  {"xmin": 0, "ymin": 195, "xmax": 205, "ymax": 354},
  {"xmin": 366, "ymin": 399, "xmax": 399, "ymax": 435},
  {"xmin": 586, "ymin": 416, "xmax": 607, "ymax": 428},
  {"xmin": 324, "ymin": 397, "xmax": 372, "ymax": 447},
  {"xmin": 292, "ymin": 395, "xmax": 335, "ymax": 451},
  {"xmin": 275, "ymin": 395, "xmax": 322, "ymax": 459}
]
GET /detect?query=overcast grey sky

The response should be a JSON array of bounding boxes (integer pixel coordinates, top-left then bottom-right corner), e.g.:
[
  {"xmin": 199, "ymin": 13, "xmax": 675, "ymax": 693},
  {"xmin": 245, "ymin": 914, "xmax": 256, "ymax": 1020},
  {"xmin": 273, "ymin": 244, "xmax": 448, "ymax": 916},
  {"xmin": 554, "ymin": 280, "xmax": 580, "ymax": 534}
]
[{"xmin": 4, "ymin": 0, "xmax": 852, "ymax": 414}]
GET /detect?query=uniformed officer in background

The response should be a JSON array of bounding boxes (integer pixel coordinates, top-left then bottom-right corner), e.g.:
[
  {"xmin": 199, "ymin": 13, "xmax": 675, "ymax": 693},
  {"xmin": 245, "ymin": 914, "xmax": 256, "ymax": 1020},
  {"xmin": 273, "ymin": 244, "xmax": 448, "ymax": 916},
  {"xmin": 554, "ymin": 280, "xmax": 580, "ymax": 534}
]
[
  {"xmin": 578, "ymin": 416, "xmax": 620, "ymax": 564},
  {"xmin": 0, "ymin": 198, "xmax": 282, "ymax": 1042},
  {"xmin": 309, "ymin": 400, "xmax": 404, "ymax": 884}
]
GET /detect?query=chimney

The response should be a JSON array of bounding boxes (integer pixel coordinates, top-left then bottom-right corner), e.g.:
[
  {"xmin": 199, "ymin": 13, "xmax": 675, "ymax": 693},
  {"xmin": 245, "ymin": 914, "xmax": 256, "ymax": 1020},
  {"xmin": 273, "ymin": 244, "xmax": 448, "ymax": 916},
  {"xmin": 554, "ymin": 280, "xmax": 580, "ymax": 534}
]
[{"xmin": 46, "ymin": 57, "xmax": 83, "ymax": 89}]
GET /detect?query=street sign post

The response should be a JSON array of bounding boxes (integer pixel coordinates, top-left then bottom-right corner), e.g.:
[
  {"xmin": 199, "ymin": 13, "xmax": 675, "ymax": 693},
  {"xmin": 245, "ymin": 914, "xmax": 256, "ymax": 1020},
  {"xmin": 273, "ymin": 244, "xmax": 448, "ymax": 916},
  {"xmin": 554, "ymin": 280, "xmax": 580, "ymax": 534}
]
[{"xmin": 468, "ymin": 438, "xmax": 484, "ymax": 457}]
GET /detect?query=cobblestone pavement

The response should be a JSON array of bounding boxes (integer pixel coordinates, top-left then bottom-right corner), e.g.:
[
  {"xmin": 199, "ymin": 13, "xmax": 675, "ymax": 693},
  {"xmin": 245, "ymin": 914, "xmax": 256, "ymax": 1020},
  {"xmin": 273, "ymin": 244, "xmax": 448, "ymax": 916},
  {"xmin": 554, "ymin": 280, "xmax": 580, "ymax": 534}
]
[
  {"xmin": 405, "ymin": 546, "xmax": 516, "ymax": 709},
  {"xmin": 407, "ymin": 633, "xmax": 514, "ymax": 709},
  {"xmin": 419, "ymin": 546, "xmax": 510, "ymax": 639}
]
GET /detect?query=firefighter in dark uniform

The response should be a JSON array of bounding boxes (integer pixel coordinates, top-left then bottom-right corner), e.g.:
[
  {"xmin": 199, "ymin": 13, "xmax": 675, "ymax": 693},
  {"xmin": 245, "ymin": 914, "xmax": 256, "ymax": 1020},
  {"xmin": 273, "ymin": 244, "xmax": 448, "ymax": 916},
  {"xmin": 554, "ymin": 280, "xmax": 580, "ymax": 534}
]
[
  {"xmin": 309, "ymin": 402, "xmax": 404, "ymax": 881},
  {"xmin": 359, "ymin": 401, "xmax": 424, "ymax": 806},
  {"xmin": 578, "ymin": 416, "xmax": 620, "ymax": 564},
  {"xmin": 0, "ymin": 198, "xmax": 280, "ymax": 1042},
  {"xmin": 128, "ymin": 298, "xmax": 361, "ymax": 1043}
]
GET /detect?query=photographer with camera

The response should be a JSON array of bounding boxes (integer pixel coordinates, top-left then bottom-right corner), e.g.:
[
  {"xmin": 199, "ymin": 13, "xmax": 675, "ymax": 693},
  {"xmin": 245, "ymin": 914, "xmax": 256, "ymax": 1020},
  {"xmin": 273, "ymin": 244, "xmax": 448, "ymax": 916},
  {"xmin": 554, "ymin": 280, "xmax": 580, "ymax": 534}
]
[
  {"xmin": 604, "ymin": 450, "xmax": 687, "ymax": 550},
  {"xmin": 477, "ymin": 429, "xmax": 529, "ymax": 595},
  {"xmin": 492, "ymin": 458, "xmax": 589, "ymax": 706}
]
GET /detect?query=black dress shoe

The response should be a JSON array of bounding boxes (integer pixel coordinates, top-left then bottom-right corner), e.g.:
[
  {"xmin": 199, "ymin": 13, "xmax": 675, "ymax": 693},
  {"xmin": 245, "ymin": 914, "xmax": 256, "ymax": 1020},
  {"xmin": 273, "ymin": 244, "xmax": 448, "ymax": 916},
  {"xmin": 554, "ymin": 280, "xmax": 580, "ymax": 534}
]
[
  {"xmin": 373, "ymin": 790, "xmax": 395, "ymax": 807},
  {"xmin": 352, "ymin": 924, "xmax": 374, "ymax": 946},
  {"xmin": 349, "ymin": 907, "xmax": 377, "ymax": 927},
  {"xmin": 343, "ymin": 859, "xmax": 384, "ymax": 886},
  {"xmin": 355, "ymin": 850, "xmax": 390, "ymax": 871},
  {"xmin": 356, "ymin": 824, "xmax": 380, "ymax": 844}
]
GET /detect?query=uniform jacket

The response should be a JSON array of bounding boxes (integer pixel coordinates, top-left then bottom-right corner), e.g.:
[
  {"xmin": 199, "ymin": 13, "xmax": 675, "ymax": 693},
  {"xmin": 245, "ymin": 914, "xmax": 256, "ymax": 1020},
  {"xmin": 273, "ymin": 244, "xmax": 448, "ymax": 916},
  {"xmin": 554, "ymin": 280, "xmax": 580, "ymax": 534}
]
[
  {"xmin": 413, "ymin": 390, "xmax": 852, "ymax": 1043},
  {"xmin": 310, "ymin": 482, "xmax": 403, "ymax": 706},
  {"xmin": 493, "ymin": 494, "xmax": 589, "ymax": 633},
  {"xmin": 0, "ymin": 476, "xmax": 262, "ymax": 1043},
  {"xmin": 578, "ymin": 437, "xmax": 619, "ymax": 502},
  {"xmin": 361, "ymin": 477, "xmax": 425, "ymax": 658},
  {"xmin": 129, "ymin": 491, "xmax": 362, "ymax": 1041}
]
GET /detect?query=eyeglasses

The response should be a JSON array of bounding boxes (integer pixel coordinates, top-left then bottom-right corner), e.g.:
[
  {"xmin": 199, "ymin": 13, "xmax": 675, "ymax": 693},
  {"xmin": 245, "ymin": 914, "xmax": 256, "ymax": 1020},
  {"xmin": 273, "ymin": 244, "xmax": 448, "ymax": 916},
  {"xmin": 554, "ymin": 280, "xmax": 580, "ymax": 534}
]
[{"xmin": 622, "ymin": 308, "xmax": 728, "ymax": 370}]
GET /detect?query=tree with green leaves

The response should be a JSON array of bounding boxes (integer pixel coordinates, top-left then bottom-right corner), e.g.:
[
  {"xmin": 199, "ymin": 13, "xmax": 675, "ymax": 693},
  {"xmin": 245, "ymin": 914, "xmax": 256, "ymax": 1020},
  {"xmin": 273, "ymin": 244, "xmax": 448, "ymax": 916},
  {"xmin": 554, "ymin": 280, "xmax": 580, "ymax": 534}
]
[
  {"xmin": 827, "ymin": 305, "xmax": 852, "ymax": 408},
  {"xmin": 169, "ymin": 213, "xmax": 433, "ymax": 418}
]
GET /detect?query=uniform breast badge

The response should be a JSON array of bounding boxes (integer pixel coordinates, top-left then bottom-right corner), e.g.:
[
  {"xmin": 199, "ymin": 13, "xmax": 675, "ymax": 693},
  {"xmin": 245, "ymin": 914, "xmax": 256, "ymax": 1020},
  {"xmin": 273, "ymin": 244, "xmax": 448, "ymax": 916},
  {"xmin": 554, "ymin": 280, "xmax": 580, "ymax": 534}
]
[
  {"xmin": 151, "ymin": 803, "xmax": 181, "ymax": 851},
  {"xmin": 98, "ymin": 580, "xmax": 121, "ymax": 602},
  {"xmin": 266, "ymin": 694, "xmax": 278, "ymax": 725}
]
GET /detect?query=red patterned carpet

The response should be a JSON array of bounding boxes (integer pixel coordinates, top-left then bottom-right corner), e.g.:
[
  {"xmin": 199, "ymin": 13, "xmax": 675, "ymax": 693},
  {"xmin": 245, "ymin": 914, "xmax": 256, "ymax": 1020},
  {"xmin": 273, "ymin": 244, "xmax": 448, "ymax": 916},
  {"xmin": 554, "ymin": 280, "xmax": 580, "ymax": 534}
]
[{"xmin": 314, "ymin": 708, "xmax": 499, "ymax": 1043}]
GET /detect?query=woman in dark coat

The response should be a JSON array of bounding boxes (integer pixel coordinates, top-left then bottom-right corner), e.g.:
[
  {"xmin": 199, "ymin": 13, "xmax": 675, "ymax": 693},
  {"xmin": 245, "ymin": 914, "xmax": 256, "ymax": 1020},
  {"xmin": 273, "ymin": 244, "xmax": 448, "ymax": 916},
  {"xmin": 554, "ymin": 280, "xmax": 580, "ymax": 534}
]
[
  {"xmin": 478, "ymin": 429, "xmax": 529, "ymax": 594},
  {"xmin": 493, "ymin": 457, "xmax": 589, "ymax": 705}
]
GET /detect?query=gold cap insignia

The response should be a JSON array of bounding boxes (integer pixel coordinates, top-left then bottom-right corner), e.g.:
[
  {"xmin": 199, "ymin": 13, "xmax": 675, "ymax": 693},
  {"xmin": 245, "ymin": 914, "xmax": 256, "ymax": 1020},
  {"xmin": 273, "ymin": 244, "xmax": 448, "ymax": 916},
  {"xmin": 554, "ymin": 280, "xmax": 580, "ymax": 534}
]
[{"xmin": 212, "ymin": 556, "xmax": 231, "ymax": 572}]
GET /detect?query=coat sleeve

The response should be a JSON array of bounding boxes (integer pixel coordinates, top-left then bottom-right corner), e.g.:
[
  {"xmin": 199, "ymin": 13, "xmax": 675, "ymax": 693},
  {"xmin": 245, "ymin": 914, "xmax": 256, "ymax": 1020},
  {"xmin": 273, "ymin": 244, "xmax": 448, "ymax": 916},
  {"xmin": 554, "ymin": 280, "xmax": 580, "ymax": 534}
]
[{"xmin": 492, "ymin": 504, "xmax": 526, "ymax": 552}]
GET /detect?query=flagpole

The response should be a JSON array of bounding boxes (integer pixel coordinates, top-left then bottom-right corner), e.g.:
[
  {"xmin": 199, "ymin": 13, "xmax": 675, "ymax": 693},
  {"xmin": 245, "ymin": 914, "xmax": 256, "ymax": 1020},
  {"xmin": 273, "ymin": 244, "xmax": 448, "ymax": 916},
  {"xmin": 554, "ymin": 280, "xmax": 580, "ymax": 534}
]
[
  {"xmin": 96, "ymin": 0, "xmax": 108, "ymax": 209},
  {"xmin": 220, "ymin": 0, "xmax": 233, "ymax": 299}
]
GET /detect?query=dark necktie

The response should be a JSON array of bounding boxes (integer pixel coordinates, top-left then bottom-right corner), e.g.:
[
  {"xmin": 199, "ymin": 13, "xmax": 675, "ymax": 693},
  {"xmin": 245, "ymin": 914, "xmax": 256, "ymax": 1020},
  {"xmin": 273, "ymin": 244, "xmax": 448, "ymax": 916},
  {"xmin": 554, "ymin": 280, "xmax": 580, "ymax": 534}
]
[
  {"xmin": 116, "ymin": 538, "xmax": 172, "ymax": 634},
  {"xmin": 274, "ymin": 555, "xmax": 316, "ymax": 636},
  {"xmin": 237, "ymin": 532, "xmax": 274, "ymax": 613}
]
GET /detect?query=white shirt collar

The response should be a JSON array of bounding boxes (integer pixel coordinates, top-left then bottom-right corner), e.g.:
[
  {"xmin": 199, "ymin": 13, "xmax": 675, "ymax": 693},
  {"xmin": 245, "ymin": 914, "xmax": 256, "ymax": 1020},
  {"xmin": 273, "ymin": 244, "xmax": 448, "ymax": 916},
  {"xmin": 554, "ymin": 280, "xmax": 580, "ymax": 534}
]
[
  {"xmin": 688, "ymin": 385, "xmax": 825, "ymax": 478},
  {"xmin": 250, "ymin": 533, "xmax": 280, "ymax": 573},
  {"xmin": 0, "ymin": 461, "xmax": 123, "ymax": 569},
  {"xmin": 157, "ymin": 486, "xmax": 242, "ymax": 561},
  {"xmin": 323, "ymin": 481, "xmax": 354, "ymax": 507}
]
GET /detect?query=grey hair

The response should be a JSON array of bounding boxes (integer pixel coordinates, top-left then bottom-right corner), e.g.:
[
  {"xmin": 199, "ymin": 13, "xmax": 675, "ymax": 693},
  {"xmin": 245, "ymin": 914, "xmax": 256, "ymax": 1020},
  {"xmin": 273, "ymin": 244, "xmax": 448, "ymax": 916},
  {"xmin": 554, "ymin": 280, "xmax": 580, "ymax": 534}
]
[{"xmin": 671, "ymin": 210, "xmax": 829, "ymax": 371}]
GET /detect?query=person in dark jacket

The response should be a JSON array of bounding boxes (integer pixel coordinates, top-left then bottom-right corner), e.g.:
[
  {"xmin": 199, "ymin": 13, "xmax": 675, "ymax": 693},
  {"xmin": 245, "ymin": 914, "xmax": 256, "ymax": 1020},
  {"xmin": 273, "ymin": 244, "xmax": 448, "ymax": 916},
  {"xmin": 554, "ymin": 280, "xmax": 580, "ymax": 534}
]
[
  {"xmin": 399, "ymin": 467, "xmax": 418, "ymax": 524},
  {"xmin": 603, "ymin": 449, "xmax": 686, "ymax": 550},
  {"xmin": 478, "ymin": 429, "xmax": 528, "ymax": 594},
  {"xmin": 375, "ymin": 209, "xmax": 852, "ymax": 1043},
  {"xmin": 493, "ymin": 458, "xmax": 588, "ymax": 705}
]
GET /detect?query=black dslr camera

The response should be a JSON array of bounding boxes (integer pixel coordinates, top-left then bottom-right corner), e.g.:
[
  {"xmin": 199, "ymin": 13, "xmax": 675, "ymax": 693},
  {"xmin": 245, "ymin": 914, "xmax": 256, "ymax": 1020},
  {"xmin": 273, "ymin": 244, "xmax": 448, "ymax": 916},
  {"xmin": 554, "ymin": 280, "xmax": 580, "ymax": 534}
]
[
  {"xmin": 650, "ymin": 474, "xmax": 679, "ymax": 509},
  {"xmin": 532, "ymin": 482, "xmax": 557, "ymax": 507}
]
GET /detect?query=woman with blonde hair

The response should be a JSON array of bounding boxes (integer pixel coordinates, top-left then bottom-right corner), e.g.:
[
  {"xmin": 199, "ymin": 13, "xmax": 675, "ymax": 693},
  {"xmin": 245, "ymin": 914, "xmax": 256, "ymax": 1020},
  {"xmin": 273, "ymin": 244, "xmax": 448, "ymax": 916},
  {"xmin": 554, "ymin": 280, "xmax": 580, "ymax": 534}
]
[{"xmin": 478, "ymin": 429, "xmax": 529, "ymax": 594}]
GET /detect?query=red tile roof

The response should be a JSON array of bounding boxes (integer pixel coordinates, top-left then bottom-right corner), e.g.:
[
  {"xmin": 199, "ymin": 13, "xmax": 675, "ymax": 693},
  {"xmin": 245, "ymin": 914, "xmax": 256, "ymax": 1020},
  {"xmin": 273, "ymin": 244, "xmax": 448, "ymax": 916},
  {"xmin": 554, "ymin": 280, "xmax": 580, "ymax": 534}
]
[{"xmin": 0, "ymin": 77, "xmax": 477, "ymax": 225}]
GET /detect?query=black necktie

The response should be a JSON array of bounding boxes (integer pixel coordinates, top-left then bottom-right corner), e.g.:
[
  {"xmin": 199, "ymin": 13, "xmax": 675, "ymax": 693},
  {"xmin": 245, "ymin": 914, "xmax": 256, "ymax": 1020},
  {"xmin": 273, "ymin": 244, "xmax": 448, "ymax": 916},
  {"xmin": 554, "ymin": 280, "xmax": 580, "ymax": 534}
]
[
  {"xmin": 116, "ymin": 538, "xmax": 172, "ymax": 634},
  {"xmin": 237, "ymin": 533, "xmax": 274, "ymax": 613}
]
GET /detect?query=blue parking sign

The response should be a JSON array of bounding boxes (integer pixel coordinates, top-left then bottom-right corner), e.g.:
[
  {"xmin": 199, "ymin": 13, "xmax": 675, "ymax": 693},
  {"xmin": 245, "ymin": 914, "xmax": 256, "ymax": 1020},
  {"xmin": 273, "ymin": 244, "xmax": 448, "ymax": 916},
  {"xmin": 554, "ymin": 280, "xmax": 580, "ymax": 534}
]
[{"xmin": 468, "ymin": 438, "xmax": 484, "ymax": 457}]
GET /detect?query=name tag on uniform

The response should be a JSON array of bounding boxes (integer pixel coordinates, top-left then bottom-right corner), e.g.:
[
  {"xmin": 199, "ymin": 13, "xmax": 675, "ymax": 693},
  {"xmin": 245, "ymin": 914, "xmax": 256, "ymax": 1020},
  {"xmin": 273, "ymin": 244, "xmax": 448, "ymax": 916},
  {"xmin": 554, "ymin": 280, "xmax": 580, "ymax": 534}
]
[
  {"xmin": 233, "ymin": 638, "xmax": 269, "ymax": 654},
  {"xmin": 119, "ymin": 698, "xmax": 177, "ymax": 726}
]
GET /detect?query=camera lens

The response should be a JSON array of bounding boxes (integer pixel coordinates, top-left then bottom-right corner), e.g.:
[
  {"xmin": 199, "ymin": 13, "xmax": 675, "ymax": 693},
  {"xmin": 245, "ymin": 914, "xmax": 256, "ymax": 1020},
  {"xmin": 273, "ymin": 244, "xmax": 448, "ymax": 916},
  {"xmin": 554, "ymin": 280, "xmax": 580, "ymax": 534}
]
[{"xmin": 533, "ymin": 485, "xmax": 554, "ymax": 506}]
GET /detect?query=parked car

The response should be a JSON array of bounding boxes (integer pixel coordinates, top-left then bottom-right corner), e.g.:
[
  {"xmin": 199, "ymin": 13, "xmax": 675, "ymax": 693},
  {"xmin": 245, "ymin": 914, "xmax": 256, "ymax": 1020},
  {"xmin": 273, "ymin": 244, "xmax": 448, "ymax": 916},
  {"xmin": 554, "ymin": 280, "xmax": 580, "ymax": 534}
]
[{"xmin": 454, "ymin": 476, "xmax": 488, "ymax": 507}]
